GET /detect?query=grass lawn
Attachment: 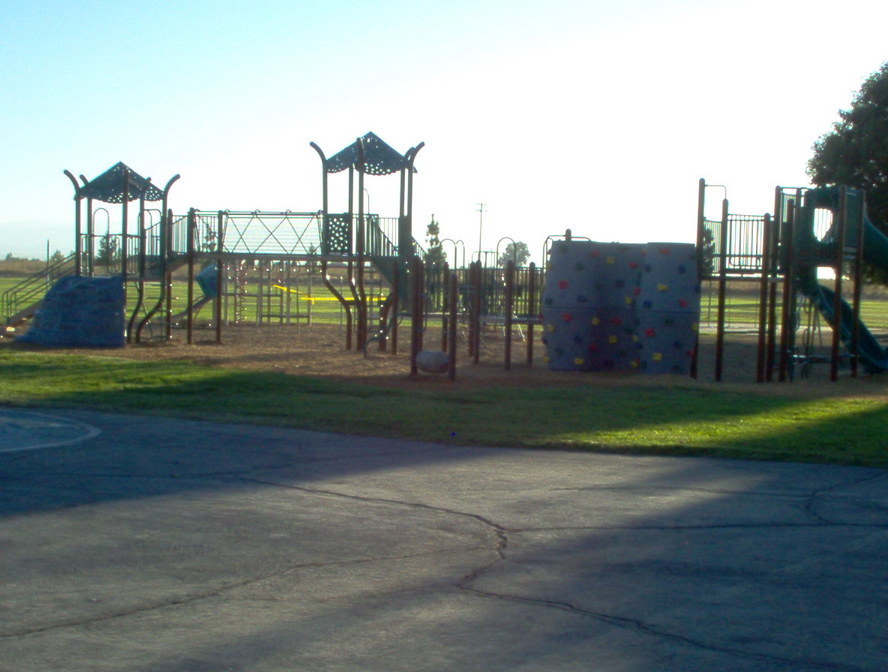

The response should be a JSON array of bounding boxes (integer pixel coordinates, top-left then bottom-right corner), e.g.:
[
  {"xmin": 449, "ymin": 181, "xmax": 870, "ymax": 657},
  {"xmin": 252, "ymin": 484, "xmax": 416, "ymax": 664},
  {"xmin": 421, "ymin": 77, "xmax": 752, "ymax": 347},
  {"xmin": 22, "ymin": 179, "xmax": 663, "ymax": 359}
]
[{"xmin": 1, "ymin": 350, "xmax": 887, "ymax": 468}]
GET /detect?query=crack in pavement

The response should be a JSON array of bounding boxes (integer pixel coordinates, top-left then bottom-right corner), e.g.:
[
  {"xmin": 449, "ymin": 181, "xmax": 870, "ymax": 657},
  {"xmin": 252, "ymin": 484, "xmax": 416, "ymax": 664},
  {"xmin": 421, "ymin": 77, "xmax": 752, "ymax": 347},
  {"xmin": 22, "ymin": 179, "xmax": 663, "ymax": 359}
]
[
  {"xmin": 249, "ymin": 472, "xmax": 886, "ymax": 672},
  {"xmin": 456, "ymin": 585, "xmax": 872, "ymax": 672},
  {"xmin": 0, "ymin": 544, "xmax": 477, "ymax": 640},
  {"xmin": 6, "ymin": 463, "xmax": 884, "ymax": 671}
]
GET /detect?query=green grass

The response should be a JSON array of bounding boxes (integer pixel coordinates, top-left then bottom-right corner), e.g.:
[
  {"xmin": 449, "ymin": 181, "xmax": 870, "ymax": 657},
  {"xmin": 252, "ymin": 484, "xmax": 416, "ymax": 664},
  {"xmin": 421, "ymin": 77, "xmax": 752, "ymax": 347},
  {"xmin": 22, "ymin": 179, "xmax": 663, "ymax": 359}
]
[{"xmin": 1, "ymin": 350, "xmax": 887, "ymax": 467}]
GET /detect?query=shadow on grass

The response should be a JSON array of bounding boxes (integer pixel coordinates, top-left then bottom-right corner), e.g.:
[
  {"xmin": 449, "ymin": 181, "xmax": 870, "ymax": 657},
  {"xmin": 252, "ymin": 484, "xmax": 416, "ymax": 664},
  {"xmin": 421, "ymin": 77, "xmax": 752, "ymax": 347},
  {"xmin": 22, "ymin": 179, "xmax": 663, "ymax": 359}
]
[{"xmin": 2, "ymin": 351, "xmax": 887, "ymax": 466}]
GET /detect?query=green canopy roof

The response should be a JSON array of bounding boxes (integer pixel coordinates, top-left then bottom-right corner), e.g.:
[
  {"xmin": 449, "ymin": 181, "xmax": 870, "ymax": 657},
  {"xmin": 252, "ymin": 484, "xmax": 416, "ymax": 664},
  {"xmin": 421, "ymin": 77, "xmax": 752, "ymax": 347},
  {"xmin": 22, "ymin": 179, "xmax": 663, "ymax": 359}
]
[
  {"xmin": 78, "ymin": 162, "xmax": 164, "ymax": 203},
  {"xmin": 326, "ymin": 132, "xmax": 412, "ymax": 175}
]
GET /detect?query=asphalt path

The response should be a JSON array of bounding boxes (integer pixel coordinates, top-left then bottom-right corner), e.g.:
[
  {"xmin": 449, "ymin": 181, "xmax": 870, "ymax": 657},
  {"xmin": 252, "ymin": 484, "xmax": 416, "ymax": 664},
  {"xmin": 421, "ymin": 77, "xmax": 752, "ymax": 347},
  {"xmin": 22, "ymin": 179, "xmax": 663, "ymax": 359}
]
[{"xmin": 1, "ymin": 408, "xmax": 886, "ymax": 671}]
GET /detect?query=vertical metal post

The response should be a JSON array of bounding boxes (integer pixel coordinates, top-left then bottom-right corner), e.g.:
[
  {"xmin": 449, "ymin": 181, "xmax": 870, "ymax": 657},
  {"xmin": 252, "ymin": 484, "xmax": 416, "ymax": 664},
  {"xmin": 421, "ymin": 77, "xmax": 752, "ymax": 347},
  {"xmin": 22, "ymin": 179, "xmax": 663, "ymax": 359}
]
[
  {"xmin": 441, "ymin": 261, "xmax": 450, "ymax": 351},
  {"xmin": 410, "ymin": 256, "xmax": 421, "ymax": 376},
  {"xmin": 64, "ymin": 170, "xmax": 82, "ymax": 276},
  {"xmin": 504, "ymin": 259, "xmax": 514, "ymax": 370},
  {"xmin": 756, "ymin": 214, "xmax": 773, "ymax": 382},
  {"xmin": 390, "ymin": 259, "xmax": 399, "ymax": 355},
  {"xmin": 186, "ymin": 208, "xmax": 196, "ymax": 345},
  {"xmin": 830, "ymin": 188, "xmax": 847, "ymax": 381},
  {"xmin": 448, "ymin": 272, "xmax": 458, "ymax": 380},
  {"xmin": 850, "ymin": 191, "xmax": 865, "ymax": 377},
  {"xmin": 778, "ymin": 198, "xmax": 796, "ymax": 382},
  {"xmin": 121, "ymin": 169, "xmax": 129, "ymax": 283},
  {"xmin": 472, "ymin": 261, "xmax": 482, "ymax": 365},
  {"xmin": 714, "ymin": 198, "xmax": 729, "ymax": 381},
  {"xmin": 216, "ymin": 211, "xmax": 224, "ymax": 344},
  {"xmin": 527, "ymin": 262, "xmax": 536, "ymax": 366}
]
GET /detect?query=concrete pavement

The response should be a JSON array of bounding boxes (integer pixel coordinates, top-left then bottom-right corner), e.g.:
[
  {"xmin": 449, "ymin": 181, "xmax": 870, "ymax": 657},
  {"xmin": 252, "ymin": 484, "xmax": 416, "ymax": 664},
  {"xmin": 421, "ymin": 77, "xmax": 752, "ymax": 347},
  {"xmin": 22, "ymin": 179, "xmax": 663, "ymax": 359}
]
[{"xmin": 1, "ymin": 408, "xmax": 886, "ymax": 671}]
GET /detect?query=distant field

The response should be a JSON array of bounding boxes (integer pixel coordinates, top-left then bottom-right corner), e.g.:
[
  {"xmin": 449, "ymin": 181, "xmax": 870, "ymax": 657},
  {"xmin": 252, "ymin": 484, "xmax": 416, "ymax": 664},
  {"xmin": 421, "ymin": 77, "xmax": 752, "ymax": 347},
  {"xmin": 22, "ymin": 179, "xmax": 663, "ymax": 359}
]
[{"xmin": 4, "ymin": 272, "xmax": 888, "ymax": 333}]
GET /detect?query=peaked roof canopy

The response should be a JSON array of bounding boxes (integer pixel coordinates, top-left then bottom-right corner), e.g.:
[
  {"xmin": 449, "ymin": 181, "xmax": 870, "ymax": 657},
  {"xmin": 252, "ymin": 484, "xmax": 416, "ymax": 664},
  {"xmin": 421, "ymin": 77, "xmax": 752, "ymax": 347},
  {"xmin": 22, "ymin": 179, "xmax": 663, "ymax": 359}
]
[
  {"xmin": 326, "ymin": 132, "xmax": 413, "ymax": 175},
  {"xmin": 79, "ymin": 162, "xmax": 164, "ymax": 203}
]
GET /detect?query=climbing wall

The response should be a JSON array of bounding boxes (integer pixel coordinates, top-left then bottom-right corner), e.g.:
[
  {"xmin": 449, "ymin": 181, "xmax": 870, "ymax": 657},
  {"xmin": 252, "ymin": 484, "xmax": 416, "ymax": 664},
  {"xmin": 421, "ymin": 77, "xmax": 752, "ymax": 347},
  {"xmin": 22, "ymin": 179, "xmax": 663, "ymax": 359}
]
[
  {"xmin": 635, "ymin": 243, "xmax": 699, "ymax": 374},
  {"xmin": 542, "ymin": 241, "xmax": 699, "ymax": 374},
  {"xmin": 19, "ymin": 276, "xmax": 125, "ymax": 348}
]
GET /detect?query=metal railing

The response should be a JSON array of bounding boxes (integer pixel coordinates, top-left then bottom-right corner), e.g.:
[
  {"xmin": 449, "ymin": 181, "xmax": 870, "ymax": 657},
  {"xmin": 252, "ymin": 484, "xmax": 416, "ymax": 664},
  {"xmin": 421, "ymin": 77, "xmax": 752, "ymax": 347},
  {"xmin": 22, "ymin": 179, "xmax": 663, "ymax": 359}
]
[{"xmin": 2, "ymin": 254, "xmax": 77, "ymax": 324}]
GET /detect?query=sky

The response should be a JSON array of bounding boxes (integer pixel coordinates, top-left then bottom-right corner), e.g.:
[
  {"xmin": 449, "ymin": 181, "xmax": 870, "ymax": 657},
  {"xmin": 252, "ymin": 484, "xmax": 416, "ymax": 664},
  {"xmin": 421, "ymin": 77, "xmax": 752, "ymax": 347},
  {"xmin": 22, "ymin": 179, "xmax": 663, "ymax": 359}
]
[{"xmin": 2, "ymin": 0, "xmax": 887, "ymax": 265}]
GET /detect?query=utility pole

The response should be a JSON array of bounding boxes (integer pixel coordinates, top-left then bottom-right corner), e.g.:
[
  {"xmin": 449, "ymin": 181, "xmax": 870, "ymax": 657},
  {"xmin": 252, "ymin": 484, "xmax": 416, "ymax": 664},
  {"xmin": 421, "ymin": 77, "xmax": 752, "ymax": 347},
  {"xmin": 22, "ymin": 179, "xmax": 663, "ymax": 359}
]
[{"xmin": 476, "ymin": 202, "xmax": 486, "ymax": 261}]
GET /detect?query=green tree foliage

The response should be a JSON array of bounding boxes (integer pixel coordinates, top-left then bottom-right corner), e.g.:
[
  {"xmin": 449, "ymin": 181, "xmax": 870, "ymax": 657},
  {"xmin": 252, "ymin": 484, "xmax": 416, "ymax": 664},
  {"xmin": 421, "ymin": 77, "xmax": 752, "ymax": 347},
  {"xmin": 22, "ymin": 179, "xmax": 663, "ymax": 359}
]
[
  {"xmin": 497, "ymin": 241, "xmax": 531, "ymax": 267},
  {"xmin": 96, "ymin": 233, "xmax": 119, "ymax": 268},
  {"xmin": 808, "ymin": 61, "xmax": 888, "ymax": 235},
  {"xmin": 423, "ymin": 214, "xmax": 447, "ymax": 267}
]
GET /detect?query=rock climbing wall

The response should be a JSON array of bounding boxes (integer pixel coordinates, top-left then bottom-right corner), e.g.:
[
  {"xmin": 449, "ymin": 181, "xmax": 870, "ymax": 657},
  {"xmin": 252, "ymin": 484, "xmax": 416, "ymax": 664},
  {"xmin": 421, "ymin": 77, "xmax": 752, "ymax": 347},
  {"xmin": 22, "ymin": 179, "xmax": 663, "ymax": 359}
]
[
  {"xmin": 19, "ymin": 276, "xmax": 126, "ymax": 348},
  {"xmin": 635, "ymin": 243, "xmax": 699, "ymax": 375},
  {"xmin": 542, "ymin": 241, "xmax": 699, "ymax": 374}
]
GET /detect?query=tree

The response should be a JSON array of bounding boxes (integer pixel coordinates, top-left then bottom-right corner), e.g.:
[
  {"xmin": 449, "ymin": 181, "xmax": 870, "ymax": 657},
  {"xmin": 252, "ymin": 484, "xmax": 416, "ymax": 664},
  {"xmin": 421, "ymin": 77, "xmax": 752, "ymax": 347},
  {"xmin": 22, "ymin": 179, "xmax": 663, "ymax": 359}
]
[
  {"xmin": 96, "ymin": 233, "xmax": 119, "ymax": 269},
  {"xmin": 808, "ymin": 61, "xmax": 888, "ymax": 238},
  {"xmin": 423, "ymin": 214, "xmax": 447, "ymax": 267},
  {"xmin": 497, "ymin": 241, "xmax": 531, "ymax": 268}
]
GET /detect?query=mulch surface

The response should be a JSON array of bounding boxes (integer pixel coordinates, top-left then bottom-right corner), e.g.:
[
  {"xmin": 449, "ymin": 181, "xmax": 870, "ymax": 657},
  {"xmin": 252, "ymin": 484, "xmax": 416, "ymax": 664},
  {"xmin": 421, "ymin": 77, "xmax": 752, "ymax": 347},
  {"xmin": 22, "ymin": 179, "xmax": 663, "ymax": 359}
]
[{"xmin": 4, "ymin": 322, "xmax": 888, "ymax": 398}]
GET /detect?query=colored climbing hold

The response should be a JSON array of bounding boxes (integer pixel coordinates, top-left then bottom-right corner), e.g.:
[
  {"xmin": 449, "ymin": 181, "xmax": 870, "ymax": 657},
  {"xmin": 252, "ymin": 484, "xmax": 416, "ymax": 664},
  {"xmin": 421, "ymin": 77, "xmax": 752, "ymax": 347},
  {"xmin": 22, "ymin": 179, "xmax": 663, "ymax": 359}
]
[
  {"xmin": 657, "ymin": 283, "xmax": 669, "ymax": 291},
  {"xmin": 645, "ymin": 328, "xmax": 655, "ymax": 337},
  {"xmin": 574, "ymin": 357, "xmax": 585, "ymax": 366},
  {"xmin": 591, "ymin": 316, "xmax": 601, "ymax": 325},
  {"xmin": 558, "ymin": 280, "xmax": 568, "ymax": 289},
  {"xmin": 652, "ymin": 352, "xmax": 663, "ymax": 361},
  {"xmin": 606, "ymin": 256, "xmax": 615, "ymax": 264},
  {"xmin": 562, "ymin": 312, "xmax": 573, "ymax": 322},
  {"xmin": 608, "ymin": 335, "xmax": 618, "ymax": 344}
]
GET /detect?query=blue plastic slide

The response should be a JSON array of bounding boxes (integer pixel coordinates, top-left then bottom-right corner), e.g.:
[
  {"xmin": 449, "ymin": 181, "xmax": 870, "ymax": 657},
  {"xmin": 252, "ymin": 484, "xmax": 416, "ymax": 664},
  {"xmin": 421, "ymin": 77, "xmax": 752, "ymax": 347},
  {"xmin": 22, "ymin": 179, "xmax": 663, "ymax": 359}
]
[{"xmin": 799, "ymin": 216, "xmax": 888, "ymax": 372}]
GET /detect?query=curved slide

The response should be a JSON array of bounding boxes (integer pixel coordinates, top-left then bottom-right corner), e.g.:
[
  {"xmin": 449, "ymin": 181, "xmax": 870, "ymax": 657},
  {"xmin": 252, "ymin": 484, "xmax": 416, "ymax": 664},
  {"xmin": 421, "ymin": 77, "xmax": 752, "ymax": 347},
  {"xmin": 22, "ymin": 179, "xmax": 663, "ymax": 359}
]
[{"xmin": 799, "ymin": 216, "xmax": 888, "ymax": 372}]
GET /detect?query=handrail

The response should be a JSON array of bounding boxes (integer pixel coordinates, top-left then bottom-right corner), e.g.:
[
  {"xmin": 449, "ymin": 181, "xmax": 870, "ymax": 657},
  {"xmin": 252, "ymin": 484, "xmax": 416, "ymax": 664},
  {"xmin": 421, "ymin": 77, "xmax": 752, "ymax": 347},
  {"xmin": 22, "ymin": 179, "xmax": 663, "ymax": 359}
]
[{"xmin": 1, "ymin": 254, "xmax": 77, "ymax": 324}]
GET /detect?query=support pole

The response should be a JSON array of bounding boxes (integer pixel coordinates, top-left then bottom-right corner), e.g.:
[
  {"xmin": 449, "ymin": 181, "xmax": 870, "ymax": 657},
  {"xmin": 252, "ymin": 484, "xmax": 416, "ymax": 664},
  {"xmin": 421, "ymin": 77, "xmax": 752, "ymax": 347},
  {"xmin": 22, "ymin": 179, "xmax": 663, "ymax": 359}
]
[
  {"xmin": 714, "ymin": 198, "xmax": 729, "ymax": 381},
  {"xmin": 850, "ymin": 191, "xmax": 866, "ymax": 377},
  {"xmin": 830, "ymin": 188, "xmax": 847, "ymax": 381},
  {"xmin": 526, "ymin": 262, "xmax": 536, "ymax": 366},
  {"xmin": 216, "ymin": 210, "xmax": 224, "ymax": 344},
  {"xmin": 778, "ymin": 199, "xmax": 796, "ymax": 382},
  {"xmin": 448, "ymin": 271, "xmax": 458, "ymax": 380},
  {"xmin": 756, "ymin": 214, "xmax": 774, "ymax": 382},
  {"xmin": 410, "ymin": 256, "xmax": 422, "ymax": 376},
  {"xmin": 504, "ymin": 259, "xmax": 514, "ymax": 370},
  {"xmin": 186, "ymin": 208, "xmax": 196, "ymax": 345}
]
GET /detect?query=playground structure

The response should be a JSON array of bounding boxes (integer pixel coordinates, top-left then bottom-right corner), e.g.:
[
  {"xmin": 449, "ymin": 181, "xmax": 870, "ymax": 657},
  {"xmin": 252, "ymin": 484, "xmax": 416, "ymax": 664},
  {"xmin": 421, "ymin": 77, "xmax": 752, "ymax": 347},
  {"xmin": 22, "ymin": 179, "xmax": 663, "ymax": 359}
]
[
  {"xmin": 3, "ymin": 150, "xmax": 807, "ymax": 382},
  {"xmin": 1, "ymin": 135, "xmax": 424, "ymax": 348},
  {"xmin": 698, "ymin": 178, "xmax": 888, "ymax": 382},
  {"xmin": 1, "ymin": 137, "xmax": 550, "ymax": 371}
]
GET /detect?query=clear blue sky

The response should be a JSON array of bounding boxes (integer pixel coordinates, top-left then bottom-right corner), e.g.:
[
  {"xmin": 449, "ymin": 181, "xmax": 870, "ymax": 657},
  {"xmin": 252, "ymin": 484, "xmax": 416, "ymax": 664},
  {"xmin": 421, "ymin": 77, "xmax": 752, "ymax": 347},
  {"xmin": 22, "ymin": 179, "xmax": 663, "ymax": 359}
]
[{"xmin": 2, "ymin": 0, "xmax": 887, "ymax": 263}]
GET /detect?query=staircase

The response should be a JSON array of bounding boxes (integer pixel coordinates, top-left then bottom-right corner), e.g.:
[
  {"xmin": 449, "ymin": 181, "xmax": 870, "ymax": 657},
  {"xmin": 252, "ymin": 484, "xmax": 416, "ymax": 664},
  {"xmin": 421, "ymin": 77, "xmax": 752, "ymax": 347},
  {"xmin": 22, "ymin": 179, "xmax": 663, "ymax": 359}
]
[
  {"xmin": 2, "ymin": 255, "xmax": 77, "ymax": 328},
  {"xmin": 365, "ymin": 216, "xmax": 424, "ymax": 301}
]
